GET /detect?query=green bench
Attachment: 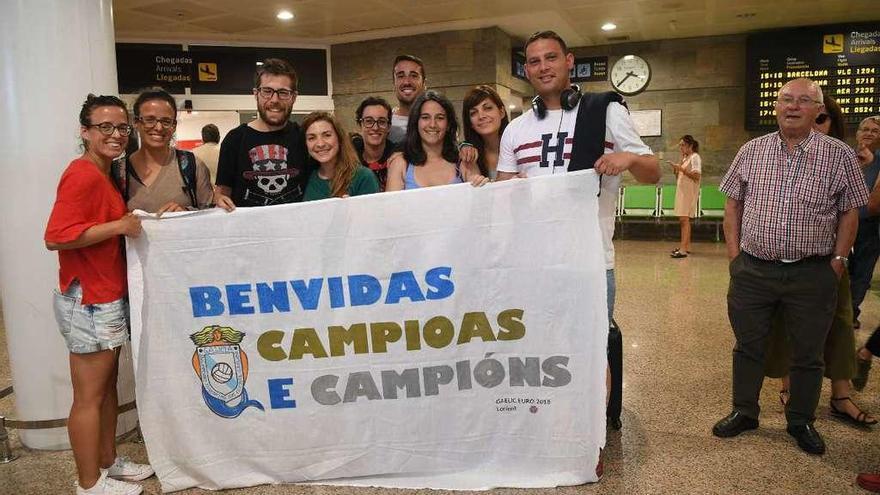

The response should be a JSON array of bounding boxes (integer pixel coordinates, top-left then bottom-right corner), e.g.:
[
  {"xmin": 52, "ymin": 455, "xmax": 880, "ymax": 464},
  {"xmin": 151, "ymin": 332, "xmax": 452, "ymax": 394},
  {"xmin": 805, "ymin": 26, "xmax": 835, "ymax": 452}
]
[
  {"xmin": 617, "ymin": 185, "xmax": 658, "ymax": 235},
  {"xmin": 659, "ymin": 184, "xmax": 677, "ymax": 217},
  {"xmin": 615, "ymin": 184, "xmax": 727, "ymax": 241},
  {"xmin": 619, "ymin": 185, "xmax": 658, "ymax": 219},
  {"xmin": 697, "ymin": 185, "xmax": 726, "ymax": 241}
]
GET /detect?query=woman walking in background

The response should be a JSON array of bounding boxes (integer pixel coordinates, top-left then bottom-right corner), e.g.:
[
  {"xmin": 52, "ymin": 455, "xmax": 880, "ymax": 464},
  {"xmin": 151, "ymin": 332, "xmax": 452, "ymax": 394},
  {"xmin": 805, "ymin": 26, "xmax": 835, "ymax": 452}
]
[{"xmin": 669, "ymin": 135, "xmax": 701, "ymax": 258}]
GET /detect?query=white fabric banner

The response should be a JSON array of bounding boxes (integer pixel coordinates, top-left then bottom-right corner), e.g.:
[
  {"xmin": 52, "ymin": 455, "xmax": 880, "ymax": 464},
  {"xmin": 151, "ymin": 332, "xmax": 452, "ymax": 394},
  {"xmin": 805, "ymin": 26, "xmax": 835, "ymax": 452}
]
[{"xmin": 127, "ymin": 171, "xmax": 608, "ymax": 493}]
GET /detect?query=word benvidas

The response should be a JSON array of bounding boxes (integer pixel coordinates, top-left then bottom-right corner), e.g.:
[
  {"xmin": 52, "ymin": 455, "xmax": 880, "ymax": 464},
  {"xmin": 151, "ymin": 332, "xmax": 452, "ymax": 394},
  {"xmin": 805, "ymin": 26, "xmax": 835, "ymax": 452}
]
[{"xmin": 190, "ymin": 266, "xmax": 454, "ymax": 317}]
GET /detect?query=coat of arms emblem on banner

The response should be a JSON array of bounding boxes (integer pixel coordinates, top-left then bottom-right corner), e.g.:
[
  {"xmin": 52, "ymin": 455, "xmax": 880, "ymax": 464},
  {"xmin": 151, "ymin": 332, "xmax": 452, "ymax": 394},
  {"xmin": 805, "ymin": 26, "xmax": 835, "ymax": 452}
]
[{"xmin": 189, "ymin": 325, "xmax": 264, "ymax": 418}]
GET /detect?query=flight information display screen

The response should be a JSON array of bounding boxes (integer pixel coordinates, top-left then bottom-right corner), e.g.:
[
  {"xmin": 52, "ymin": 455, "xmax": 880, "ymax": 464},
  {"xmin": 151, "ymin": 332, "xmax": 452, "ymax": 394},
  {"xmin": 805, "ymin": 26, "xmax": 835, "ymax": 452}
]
[{"xmin": 746, "ymin": 23, "xmax": 880, "ymax": 130}]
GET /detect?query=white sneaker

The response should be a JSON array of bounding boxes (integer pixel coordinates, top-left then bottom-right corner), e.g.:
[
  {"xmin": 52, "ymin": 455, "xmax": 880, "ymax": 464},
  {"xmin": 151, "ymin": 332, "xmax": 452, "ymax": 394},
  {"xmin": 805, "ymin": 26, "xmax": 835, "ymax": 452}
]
[
  {"xmin": 105, "ymin": 456, "xmax": 155, "ymax": 482},
  {"xmin": 76, "ymin": 469, "xmax": 143, "ymax": 495}
]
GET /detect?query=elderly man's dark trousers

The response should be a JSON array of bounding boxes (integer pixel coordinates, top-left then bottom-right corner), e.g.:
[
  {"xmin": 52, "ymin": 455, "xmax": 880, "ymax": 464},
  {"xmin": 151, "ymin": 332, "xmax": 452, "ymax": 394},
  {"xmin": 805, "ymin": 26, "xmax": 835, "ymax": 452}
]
[{"xmin": 727, "ymin": 253, "xmax": 837, "ymax": 426}]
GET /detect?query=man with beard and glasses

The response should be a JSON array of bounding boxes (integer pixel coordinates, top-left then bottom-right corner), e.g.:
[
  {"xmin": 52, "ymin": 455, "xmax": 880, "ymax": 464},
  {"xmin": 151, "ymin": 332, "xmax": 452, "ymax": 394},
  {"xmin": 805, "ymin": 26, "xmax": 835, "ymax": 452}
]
[
  {"xmin": 215, "ymin": 58, "xmax": 309, "ymax": 207},
  {"xmin": 388, "ymin": 55, "xmax": 427, "ymax": 144}
]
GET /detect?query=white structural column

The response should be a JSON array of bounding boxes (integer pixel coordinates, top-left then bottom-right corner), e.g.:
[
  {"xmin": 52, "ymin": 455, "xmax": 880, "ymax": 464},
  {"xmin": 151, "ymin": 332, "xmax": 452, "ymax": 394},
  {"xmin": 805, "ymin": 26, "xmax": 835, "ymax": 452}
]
[{"xmin": 0, "ymin": 0, "xmax": 137, "ymax": 449}]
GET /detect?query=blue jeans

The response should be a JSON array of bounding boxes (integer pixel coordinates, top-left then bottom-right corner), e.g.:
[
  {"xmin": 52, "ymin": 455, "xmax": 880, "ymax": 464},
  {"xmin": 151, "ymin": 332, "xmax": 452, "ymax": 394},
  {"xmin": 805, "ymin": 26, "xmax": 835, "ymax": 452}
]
[{"xmin": 607, "ymin": 269, "xmax": 616, "ymax": 323}]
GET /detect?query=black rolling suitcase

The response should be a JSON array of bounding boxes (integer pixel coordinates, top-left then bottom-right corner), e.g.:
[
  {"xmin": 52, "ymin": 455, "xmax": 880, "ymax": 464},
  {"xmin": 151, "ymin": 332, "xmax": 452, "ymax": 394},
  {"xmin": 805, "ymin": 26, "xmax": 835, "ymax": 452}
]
[{"xmin": 607, "ymin": 318, "xmax": 623, "ymax": 429}]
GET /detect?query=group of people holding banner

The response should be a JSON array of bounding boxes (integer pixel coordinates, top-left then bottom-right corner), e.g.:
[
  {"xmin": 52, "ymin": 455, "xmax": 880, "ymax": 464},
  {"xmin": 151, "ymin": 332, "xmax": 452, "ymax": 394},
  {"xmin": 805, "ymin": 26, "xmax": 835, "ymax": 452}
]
[{"xmin": 44, "ymin": 28, "xmax": 690, "ymax": 493}]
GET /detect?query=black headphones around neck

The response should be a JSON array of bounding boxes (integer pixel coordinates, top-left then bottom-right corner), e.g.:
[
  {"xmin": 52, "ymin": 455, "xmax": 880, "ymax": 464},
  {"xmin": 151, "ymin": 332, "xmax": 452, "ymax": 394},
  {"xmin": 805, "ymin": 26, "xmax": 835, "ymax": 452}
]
[{"xmin": 531, "ymin": 84, "xmax": 582, "ymax": 119}]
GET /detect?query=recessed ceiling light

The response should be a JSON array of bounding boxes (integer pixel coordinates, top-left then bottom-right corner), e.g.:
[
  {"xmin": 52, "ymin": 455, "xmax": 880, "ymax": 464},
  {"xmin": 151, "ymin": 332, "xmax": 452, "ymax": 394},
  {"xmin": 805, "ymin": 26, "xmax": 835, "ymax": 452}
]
[
  {"xmin": 601, "ymin": 22, "xmax": 617, "ymax": 31},
  {"xmin": 277, "ymin": 10, "xmax": 294, "ymax": 20}
]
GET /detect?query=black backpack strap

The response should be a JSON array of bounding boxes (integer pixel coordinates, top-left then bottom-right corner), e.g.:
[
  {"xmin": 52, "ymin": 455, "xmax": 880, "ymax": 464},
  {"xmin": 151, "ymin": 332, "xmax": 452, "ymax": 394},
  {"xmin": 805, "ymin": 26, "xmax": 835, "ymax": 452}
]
[
  {"xmin": 568, "ymin": 91, "xmax": 625, "ymax": 172},
  {"xmin": 176, "ymin": 149, "xmax": 199, "ymax": 208},
  {"xmin": 110, "ymin": 157, "xmax": 130, "ymax": 201}
]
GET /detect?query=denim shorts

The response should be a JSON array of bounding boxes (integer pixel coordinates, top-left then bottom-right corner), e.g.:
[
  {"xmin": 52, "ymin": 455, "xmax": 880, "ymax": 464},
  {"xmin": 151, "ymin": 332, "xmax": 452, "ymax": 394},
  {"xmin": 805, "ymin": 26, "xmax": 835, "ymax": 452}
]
[{"xmin": 53, "ymin": 280, "xmax": 129, "ymax": 354}]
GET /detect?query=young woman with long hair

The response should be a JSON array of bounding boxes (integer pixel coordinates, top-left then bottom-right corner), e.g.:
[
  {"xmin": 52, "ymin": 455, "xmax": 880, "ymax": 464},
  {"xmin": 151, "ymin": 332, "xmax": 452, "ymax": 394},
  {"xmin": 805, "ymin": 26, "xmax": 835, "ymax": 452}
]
[
  {"xmin": 462, "ymin": 85, "xmax": 509, "ymax": 179},
  {"xmin": 302, "ymin": 111, "xmax": 379, "ymax": 200},
  {"xmin": 386, "ymin": 91, "xmax": 487, "ymax": 191}
]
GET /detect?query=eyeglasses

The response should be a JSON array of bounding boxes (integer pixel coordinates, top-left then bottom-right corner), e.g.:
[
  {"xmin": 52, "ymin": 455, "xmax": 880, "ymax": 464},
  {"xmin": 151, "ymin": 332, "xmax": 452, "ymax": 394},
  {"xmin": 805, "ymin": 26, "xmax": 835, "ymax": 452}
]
[
  {"xmin": 87, "ymin": 122, "xmax": 133, "ymax": 136},
  {"xmin": 137, "ymin": 116, "xmax": 177, "ymax": 129},
  {"xmin": 815, "ymin": 114, "xmax": 829, "ymax": 125},
  {"xmin": 358, "ymin": 117, "xmax": 390, "ymax": 129},
  {"xmin": 256, "ymin": 87, "xmax": 295, "ymax": 100},
  {"xmin": 778, "ymin": 95, "xmax": 821, "ymax": 107}
]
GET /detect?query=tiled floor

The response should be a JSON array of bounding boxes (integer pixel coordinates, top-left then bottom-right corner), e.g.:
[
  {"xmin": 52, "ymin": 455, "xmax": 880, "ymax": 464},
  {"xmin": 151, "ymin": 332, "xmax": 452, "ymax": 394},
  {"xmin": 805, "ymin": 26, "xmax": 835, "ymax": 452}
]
[{"xmin": 2, "ymin": 240, "xmax": 879, "ymax": 494}]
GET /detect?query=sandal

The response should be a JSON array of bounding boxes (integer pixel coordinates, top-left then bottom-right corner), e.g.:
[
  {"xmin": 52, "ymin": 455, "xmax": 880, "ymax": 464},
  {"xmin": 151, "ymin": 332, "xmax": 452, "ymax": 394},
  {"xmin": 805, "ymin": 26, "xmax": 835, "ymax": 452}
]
[
  {"xmin": 779, "ymin": 389, "xmax": 790, "ymax": 407},
  {"xmin": 853, "ymin": 352, "xmax": 872, "ymax": 391},
  {"xmin": 830, "ymin": 397, "xmax": 878, "ymax": 427},
  {"xmin": 671, "ymin": 251, "xmax": 688, "ymax": 258}
]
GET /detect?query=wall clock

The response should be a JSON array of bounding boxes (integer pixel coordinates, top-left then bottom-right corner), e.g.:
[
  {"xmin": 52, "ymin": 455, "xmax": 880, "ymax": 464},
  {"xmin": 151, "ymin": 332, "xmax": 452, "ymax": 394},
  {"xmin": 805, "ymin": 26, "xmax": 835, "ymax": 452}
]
[{"xmin": 610, "ymin": 55, "xmax": 651, "ymax": 96}]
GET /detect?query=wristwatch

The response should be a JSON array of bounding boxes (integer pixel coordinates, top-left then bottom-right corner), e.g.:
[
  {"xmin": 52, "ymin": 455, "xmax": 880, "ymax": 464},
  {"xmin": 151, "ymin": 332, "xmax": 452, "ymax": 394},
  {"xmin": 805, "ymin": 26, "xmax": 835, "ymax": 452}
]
[{"xmin": 832, "ymin": 255, "xmax": 849, "ymax": 268}]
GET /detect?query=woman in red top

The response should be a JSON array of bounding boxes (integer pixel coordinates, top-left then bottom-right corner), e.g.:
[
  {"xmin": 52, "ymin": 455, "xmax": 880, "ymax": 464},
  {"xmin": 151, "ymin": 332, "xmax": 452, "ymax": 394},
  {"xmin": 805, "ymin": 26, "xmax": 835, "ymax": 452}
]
[{"xmin": 44, "ymin": 95, "xmax": 153, "ymax": 495}]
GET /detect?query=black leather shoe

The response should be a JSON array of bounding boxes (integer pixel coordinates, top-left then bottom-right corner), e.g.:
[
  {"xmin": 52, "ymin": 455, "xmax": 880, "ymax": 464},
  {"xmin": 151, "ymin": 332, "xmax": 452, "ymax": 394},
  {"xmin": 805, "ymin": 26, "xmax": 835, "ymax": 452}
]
[
  {"xmin": 712, "ymin": 411, "xmax": 759, "ymax": 438},
  {"xmin": 786, "ymin": 424, "xmax": 825, "ymax": 455},
  {"xmin": 608, "ymin": 416, "xmax": 622, "ymax": 430}
]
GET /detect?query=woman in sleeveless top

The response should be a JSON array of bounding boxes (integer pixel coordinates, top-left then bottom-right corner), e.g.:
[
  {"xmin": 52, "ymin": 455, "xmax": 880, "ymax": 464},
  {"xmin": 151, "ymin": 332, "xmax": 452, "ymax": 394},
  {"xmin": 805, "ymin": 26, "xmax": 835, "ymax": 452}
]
[
  {"xmin": 462, "ymin": 85, "xmax": 509, "ymax": 180},
  {"xmin": 386, "ymin": 91, "xmax": 487, "ymax": 191}
]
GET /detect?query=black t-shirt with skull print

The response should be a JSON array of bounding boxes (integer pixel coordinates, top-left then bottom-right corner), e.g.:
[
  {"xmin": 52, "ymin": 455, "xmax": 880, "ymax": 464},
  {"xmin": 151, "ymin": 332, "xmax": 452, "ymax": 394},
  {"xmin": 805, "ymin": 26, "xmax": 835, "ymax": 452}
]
[{"xmin": 216, "ymin": 122, "xmax": 310, "ymax": 207}]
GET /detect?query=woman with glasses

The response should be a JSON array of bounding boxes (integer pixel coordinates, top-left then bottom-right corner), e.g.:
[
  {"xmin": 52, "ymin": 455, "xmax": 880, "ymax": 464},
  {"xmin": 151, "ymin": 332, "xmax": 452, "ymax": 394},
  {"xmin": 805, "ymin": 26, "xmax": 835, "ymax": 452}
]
[
  {"xmin": 386, "ymin": 91, "xmax": 487, "ymax": 191},
  {"xmin": 302, "ymin": 112, "xmax": 379, "ymax": 201},
  {"xmin": 850, "ymin": 116, "xmax": 880, "ymax": 330},
  {"xmin": 856, "ymin": 116, "xmax": 880, "ymax": 168},
  {"xmin": 44, "ymin": 94, "xmax": 153, "ymax": 495},
  {"xmin": 351, "ymin": 96, "xmax": 396, "ymax": 191},
  {"xmin": 117, "ymin": 88, "xmax": 229, "ymax": 214},
  {"xmin": 764, "ymin": 94, "xmax": 877, "ymax": 428},
  {"xmin": 668, "ymin": 135, "xmax": 701, "ymax": 258},
  {"xmin": 462, "ymin": 85, "xmax": 509, "ymax": 180},
  {"xmin": 855, "ymin": 118, "xmax": 880, "ymax": 394}
]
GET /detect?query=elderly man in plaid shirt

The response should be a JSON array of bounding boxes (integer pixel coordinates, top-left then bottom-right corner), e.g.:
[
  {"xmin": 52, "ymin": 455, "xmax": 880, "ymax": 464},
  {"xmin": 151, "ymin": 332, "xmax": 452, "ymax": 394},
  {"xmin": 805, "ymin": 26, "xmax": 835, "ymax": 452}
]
[{"xmin": 712, "ymin": 78, "xmax": 869, "ymax": 455}]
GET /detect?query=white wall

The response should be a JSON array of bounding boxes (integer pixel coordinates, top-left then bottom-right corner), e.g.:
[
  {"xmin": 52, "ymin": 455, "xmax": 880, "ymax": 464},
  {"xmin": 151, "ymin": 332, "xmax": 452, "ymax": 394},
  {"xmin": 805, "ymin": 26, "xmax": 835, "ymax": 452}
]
[{"xmin": 175, "ymin": 111, "xmax": 241, "ymax": 143}]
